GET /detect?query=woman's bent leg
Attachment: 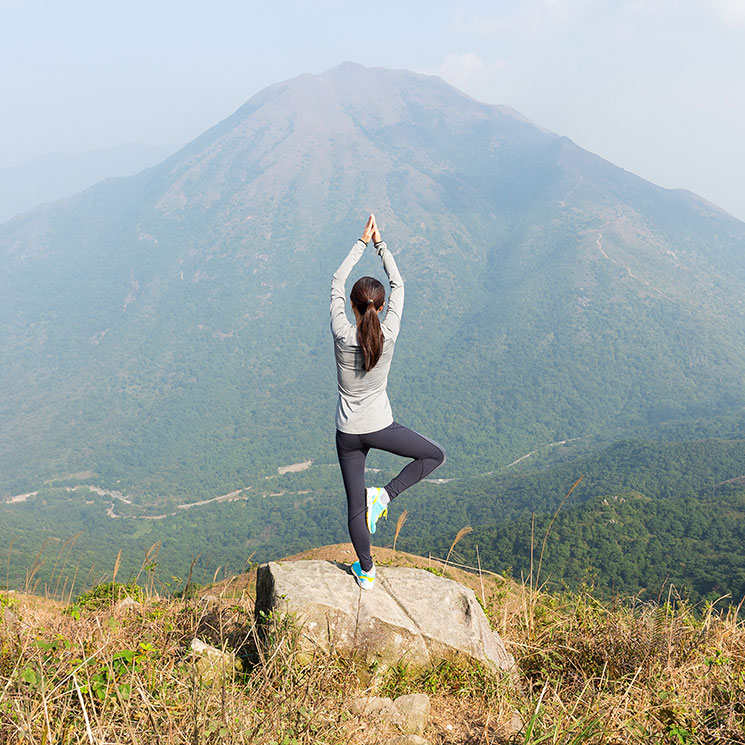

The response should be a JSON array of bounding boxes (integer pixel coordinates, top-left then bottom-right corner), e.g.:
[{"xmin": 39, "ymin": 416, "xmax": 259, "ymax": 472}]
[
  {"xmin": 363, "ymin": 422, "xmax": 446, "ymax": 500},
  {"xmin": 335, "ymin": 430, "xmax": 374, "ymax": 572}
]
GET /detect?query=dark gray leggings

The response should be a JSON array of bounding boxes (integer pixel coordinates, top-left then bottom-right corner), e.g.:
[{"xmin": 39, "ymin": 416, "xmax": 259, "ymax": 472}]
[{"xmin": 335, "ymin": 421, "xmax": 446, "ymax": 572}]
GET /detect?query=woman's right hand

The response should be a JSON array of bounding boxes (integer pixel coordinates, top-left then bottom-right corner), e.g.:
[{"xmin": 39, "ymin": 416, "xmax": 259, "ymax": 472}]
[{"xmin": 361, "ymin": 214, "xmax": 375, "ymax": 244}]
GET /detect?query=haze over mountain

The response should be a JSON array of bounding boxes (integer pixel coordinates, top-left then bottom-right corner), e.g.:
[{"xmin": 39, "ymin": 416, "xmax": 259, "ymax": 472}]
[
  {"xmin": 2, "ymin": 62, "xmax": 745, "ymax": 499},
  {"xmin": 0, "ymin": 142, "xmax": 179, "ymax": 225}
]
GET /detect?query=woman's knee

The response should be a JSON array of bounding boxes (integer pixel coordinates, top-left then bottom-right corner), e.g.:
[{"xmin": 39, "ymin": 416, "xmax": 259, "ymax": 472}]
[{"xmin": 431, "ymin": 443, "xmax": 446, "ymax": 468}]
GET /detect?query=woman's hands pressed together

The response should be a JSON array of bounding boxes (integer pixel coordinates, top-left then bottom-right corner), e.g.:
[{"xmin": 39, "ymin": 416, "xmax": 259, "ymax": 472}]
[
  {"xmin": 372, "ymin": 215, "xmax": 381, "ymax": 244},
  {"xmin": 361, "ymin": 213, "xmax": 383, "ymax": 245},
  {"xmin": 361, "ymin": 214, "xmax": 375, "ymax": 244}
]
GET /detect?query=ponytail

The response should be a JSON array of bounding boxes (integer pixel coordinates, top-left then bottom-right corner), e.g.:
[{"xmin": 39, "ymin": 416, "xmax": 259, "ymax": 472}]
[
  {"xmin": 350, "ymin": 276, "xmax": 386, "ymax": 371},
  {"xmin": 358, "ymin": 302, "xmax": 384, "ymax": 371}
]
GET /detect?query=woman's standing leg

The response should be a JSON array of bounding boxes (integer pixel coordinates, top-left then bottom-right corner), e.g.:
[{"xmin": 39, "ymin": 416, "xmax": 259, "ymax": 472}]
[
  {"xmin": 335, "ymin": 430, "xmax": 374, "ymax": 572},
  {"xmin": 363, "ymin": 422, "xmax": 446, "ymax": 500}
]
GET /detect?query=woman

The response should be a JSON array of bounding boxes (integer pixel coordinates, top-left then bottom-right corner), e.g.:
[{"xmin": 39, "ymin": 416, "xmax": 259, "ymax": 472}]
[{"xmin": 330, "ymin": 214, "xmax": 446, "ymax": 590}]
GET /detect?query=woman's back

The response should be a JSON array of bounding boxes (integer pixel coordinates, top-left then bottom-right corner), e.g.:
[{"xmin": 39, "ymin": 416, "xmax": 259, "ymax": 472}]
[{"xmin": 333, "ymin": 330, "xmax": 396, "ymax": 434}]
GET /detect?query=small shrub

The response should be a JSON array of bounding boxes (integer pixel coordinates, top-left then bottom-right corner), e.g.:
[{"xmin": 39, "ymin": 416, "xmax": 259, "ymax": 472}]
[
  {"xmin": 0, "ymin": 592, "xmax": 16, "ymax": 610},
  {"xmin": 66, "ymin": 579, "xmax": 144, "ymax": 614},
  {"xmin": 172, "ymin": 581, "xmax": 204, "ymax": 600}
]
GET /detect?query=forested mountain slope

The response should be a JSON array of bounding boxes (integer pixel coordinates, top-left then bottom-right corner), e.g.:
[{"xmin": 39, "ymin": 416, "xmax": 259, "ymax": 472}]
[
  {"xmin": 4, "ymin": 436, "xmax": 745, "ymax": 604},
  {"xmin": 2, "ymin": 62, "xmax": 745, "ymax": 498}
]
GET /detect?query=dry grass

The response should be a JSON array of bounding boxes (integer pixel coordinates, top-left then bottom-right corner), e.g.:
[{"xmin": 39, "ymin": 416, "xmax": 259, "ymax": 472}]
[
  {"xmin": 0, "ymin": 586, "xmax": 366, "ymax": 744},
  {"xmin": 507, "ymin": 589, "xmax": 745, "ymax": 743},
  {"xmin": 1, "ymin": 545, "xmax": 744, "ymax": 744}
]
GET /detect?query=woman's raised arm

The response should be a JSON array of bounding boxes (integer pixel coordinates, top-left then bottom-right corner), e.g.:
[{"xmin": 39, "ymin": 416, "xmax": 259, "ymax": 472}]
[
  {"xmin": 330, "ymin": 215, "xmax": 375, "ymax": 339},
  {"xmin": 373, "ymin": 218, "xmax": 404, "ymax": 341}
]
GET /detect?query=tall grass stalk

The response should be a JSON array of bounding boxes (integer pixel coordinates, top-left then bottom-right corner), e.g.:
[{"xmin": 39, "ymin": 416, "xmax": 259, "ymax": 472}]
[
  {"xmin": 111, "ymin": 549, "xmax": 122, "ymax": 586},
  {"xmin": 534, "ymin": 475, "xmax": 583, "ymax": 594},
  {"xmin": 476, "ymin": 543, "xmax": 486, "ymax": 608},
  {"xmin": 5, "ymin": 536, "xmax": 18, "ymax": 591},
  {"xmin": 444, "ymin": 525, "xmax": 472, "ymax": 569},
  {"xmin": 393, "ymin": 509, "xmax": 408, "ymax": 552},
  {"xmin": 24, "ymin": 536, "xmax": 56, "ymax": 595},
  {"xmin": 51, "ymin": 531, "xmax": 81, "ymax": 599},
  {"xmin": 525, "ymin": 476, "xmax": 583, "ymax": 638}
]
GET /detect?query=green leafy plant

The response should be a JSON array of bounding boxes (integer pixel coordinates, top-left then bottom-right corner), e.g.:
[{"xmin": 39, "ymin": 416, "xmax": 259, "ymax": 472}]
[
  {"xmin": 0, "ymin": 592, "xmax": 16, "ymax": 609},
  {"xmin": 66, "ymin": 579, "xmax": 144, "ymax": 614},
  {"xmin": 73, "ymin": 642, "xmax": 153, "ymax": 703},
  {"xmin": 380, "ymin": 656, "xmax": 504, "ymax": 701}
]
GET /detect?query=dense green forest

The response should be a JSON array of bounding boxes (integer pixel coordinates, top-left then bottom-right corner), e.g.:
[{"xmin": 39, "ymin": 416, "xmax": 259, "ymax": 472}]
[
  {"xmin": 4, "ymin": 434, "xmax": 745, "ymax": 605},
  {"xmin": 459, "ymin": 491, "xmax": 745, "ymax": 603}
]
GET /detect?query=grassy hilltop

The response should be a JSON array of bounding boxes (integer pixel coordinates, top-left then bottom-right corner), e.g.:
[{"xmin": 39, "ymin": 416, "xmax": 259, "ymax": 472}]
[{"xmin": 1, "ymin": 545, "xmax": 744, "ymax": 744}]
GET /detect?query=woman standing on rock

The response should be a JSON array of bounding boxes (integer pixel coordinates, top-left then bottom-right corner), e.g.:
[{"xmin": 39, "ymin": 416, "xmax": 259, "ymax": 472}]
[{"xmin": 330, "ymin": 214, "xmax": 446, "ymax": 590}]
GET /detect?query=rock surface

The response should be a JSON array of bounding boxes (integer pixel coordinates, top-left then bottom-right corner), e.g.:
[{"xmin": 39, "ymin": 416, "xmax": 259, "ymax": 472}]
[
  {"xmin": 350, "ymin": 696, "xmax": 400, "ymax": 719},
  {"xmin": 509, "ymin": 709, "xmax": 525, "ymax": 734},
  {"xmin": 393, "ymin": 694, "xmax": 430, "ymax": 736},
  {"xmin": 350, "ymin": 693, "xmax": 430, "ymax": 735},
  {"xmin": 255, "ymin": 560, "xmax": 514, "ymax": 673},
  {"xmin": 189, "ymin": 637, "xmax": 243, "ymax": 683},
  {"xmin": 384, "ymin": 737, "xmax": 430, "ymax": 745},
  {"xmin": 2, "ymin": 607, "xmax": 18, "ymax": 630},
  {"xmin": 115, "ymin": 597, "xmax": 143, "ymax": 613}
]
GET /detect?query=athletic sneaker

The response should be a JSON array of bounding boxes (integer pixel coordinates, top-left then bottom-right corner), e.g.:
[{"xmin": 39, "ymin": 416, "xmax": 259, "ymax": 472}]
[
  {"xmin": 366, "ymin": 487, "xmax": 389, "ymax": 534},
  {"xmin": 351, "ymin": 560, "xmax": 376, "ymax": 590}
]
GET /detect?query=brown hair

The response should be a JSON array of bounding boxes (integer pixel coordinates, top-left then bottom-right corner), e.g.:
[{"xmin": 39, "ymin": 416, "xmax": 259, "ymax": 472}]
[{"xmin": 350, "ymin": 276, "xmax": 386, "ymax": 371}]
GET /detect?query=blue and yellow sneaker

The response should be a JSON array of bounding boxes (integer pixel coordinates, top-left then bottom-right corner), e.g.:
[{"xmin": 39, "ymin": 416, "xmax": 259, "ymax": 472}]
[
  {"xmin": 351, "ymin": 560, "xmax": 376, "ymax": 590},
  {"xmin": 366, "ymin": 487, "xmax": 389, "ymax": 534}
]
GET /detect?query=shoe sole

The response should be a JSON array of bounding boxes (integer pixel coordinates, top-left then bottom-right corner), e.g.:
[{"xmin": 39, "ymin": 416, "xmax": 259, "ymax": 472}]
[{"xmin": 366, "ymin": 488, "xmax": 375, "ymax": 533}]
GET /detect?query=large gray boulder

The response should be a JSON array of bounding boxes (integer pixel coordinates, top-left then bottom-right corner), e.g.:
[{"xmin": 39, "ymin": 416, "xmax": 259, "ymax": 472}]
[{"xmin": 255, "ymin": 560, "xmax": 514, "ymax": 673}]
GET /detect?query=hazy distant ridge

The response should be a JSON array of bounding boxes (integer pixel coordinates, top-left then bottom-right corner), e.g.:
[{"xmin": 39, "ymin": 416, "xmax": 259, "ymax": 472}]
[{"xmin": 0, "ymin": 142, "xmax": 178, "ymax": 224}]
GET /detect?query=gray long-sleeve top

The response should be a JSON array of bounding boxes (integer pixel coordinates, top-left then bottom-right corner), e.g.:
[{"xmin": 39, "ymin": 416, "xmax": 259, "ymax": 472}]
[{"xmin": 330, "ymin": 239, "xmax": 404, "ymax": 434}]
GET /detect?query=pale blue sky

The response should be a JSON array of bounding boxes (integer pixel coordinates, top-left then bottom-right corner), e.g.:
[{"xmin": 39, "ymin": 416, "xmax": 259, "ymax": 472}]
[{"xmin": 2, "ymin": 0, "xmax": 744, "ymax": 220}]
